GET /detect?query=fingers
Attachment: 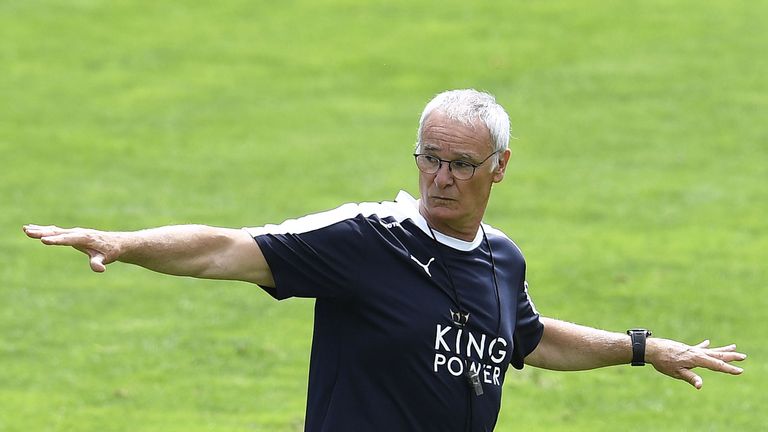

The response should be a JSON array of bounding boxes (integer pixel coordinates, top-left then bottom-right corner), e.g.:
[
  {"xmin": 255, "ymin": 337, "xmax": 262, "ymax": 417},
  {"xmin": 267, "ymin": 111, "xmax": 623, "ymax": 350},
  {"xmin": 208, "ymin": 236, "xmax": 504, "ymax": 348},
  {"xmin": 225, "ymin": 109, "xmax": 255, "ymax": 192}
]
[
  {"xmin": 702, "ymin": 357, "xmax": 744, "ymax": 375},
  {"xmin": 707, "ymin": 349, "xmax": 747, "ymax": 363},
  {"xmin": 673, "ymin": 346, "xmax": 745, "ymax": 390},
  {"xmin": 694, "ymin": 340, "xmax": 710, "ymax": 348},
  {"xmin": 25, "ymin": 224, "xmax": 113, "ymax": 273},
  {"xmin": 39, "ymin": 232, "xmax": 88, "ymax": 246},
  {"xmin": 24, "ymin": 225, "xmax": 88, "ymax": 246},
  {"xmin": 689, "ymin": 341, "xmax": 747, "ymax": 363},
  {"xmin": 708, "ymin": 344, "xmax": 740, "ymax": 353},
  {"xmin": 711, "ymin": 360, "xmax": 743, "ymax": 375},
  {"xmin": 694, "ymin": 350, "xmax": 745, "ymax": 376},
  {"xmin": 23, "ymin": 224, "xmax": 68, "ymax": 239},
  {"xmin": 698, "ymin": 343, "xmax": 747, "ymax": 376},
  {"xmin": 651, "ymin": 338, "xmax": 747, "ymax": 390},
  {"xmin": 24, "ymin": 225, "xmax": 91, "ymax": 248}
]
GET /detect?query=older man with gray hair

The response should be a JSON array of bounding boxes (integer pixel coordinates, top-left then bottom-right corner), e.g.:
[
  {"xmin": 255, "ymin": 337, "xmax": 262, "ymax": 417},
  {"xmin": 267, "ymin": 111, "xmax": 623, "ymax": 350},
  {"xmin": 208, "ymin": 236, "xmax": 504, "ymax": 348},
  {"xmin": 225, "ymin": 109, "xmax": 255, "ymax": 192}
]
[{"xmin": 24, "ymin": 89, "xmax": 745, "ymax": 432}]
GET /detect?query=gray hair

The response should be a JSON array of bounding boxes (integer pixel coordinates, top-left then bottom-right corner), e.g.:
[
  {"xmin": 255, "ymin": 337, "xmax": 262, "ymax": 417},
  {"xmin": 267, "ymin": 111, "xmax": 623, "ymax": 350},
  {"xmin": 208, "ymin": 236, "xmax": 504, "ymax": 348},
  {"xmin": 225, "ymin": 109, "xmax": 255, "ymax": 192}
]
[{"xmin": 415, "ymin": 89, "xmax": 511, "ymax": 168}]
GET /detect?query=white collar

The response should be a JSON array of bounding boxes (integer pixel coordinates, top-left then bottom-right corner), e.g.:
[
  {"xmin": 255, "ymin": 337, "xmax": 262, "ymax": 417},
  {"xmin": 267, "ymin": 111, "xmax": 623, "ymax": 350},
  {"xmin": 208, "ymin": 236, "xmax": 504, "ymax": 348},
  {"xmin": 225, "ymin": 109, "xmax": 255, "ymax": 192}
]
[{"xmin": 394, "ymin": 190, "xmax": 484, "ymax": 251}]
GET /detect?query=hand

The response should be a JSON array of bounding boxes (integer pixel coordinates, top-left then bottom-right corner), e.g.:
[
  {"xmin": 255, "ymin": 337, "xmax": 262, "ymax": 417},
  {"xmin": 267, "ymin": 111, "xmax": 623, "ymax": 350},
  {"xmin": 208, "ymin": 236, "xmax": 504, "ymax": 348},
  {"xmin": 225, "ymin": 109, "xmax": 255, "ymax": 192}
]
[
  {"xmin": 646, "ymin": 338, "xmax": 746, "ymax": 389},
  {"xmin": 23, "ymin": 224, "xmax": 122, "ymax": 272}
]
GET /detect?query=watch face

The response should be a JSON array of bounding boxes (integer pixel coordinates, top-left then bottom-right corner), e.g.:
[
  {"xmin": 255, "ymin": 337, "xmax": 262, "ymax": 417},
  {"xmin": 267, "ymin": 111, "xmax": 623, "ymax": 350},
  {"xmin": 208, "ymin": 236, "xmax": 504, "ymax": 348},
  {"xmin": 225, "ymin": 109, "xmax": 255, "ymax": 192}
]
[{"xmin": 628, "ymin": 329, "xmax": 651, "ymax": 336}]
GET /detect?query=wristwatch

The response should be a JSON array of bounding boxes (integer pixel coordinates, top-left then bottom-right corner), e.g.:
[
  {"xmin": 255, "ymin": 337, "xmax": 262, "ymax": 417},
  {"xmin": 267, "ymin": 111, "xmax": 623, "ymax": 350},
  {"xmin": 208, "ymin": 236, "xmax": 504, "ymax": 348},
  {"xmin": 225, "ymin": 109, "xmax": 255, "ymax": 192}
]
[{"xmin": 626, "ymin": 329, "xmax": 652, "ymax": 366}]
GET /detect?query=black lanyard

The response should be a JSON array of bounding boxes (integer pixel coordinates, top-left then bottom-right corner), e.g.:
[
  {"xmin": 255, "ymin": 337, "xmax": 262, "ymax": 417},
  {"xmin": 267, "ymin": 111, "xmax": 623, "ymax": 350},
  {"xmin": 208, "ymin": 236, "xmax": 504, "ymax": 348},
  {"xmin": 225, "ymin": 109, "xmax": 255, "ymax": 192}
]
[{"xmin": 425, "ymin": 224, "xmax": 504, "ymax": 432}]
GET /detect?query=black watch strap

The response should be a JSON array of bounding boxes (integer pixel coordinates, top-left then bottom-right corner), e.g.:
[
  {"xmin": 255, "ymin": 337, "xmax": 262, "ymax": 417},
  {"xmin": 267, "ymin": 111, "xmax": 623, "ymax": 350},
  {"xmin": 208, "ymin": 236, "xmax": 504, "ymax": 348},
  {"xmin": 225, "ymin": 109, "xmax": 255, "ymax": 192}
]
[{"xmin": 627, "ymin": 329, "xmax": 652, "ymax": 366}]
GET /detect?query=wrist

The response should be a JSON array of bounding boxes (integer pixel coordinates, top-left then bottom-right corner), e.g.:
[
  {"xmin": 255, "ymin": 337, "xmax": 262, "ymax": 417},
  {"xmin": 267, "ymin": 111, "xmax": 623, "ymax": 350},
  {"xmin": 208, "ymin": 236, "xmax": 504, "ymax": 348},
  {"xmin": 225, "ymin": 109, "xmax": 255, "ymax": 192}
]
[
  {"xmin": 113, "ymin": 230, "xmax": 139, "ymax": 263},
  {"xmin": 643, "ymin": 335, "xmax": 662, "ymax": 366}
]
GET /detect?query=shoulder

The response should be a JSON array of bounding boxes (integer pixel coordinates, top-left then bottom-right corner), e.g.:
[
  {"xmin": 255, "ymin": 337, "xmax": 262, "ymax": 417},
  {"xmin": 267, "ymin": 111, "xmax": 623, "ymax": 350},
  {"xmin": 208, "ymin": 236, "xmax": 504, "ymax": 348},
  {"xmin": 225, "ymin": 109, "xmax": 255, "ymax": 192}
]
[
  {"xmin": 482, "ymin": 223, "xmax": 526, "ymax": 262},
  {"xmin": 244, "ymin": 195, "xmax": 414, "ymax": 237}
]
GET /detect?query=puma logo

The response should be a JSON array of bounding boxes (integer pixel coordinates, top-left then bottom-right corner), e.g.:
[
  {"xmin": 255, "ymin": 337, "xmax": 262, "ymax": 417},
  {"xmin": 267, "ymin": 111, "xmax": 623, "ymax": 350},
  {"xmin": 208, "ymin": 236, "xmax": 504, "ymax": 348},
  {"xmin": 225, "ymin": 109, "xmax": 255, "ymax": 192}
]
[{"xmin": 410, "ymin": 255, "xmax": 435, "ymax": 277}]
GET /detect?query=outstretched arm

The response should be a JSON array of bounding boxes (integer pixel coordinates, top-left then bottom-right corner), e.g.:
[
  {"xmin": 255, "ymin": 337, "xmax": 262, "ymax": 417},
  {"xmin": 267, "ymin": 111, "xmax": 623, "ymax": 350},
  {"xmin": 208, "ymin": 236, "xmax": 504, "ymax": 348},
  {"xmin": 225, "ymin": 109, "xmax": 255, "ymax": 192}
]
[
  {"xmin": 524, "ymin": 317, "xmax": 746, "ymax": 389},
  {"xmin": 23, "ymin": 224, "xmax": 274, "ymax": 286}
]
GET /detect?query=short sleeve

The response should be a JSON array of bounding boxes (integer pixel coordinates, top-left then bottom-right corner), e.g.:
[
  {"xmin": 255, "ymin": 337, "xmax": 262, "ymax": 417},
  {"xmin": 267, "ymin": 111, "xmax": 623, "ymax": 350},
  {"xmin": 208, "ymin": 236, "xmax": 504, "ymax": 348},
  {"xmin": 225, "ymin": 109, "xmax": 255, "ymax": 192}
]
[
  {"xmin": 249, "ymin": 216, "xmax": 366, "ymax": 301},
  {"xmin": 510, "ymin": 280, "xmax": 544, "ymax": 369}
]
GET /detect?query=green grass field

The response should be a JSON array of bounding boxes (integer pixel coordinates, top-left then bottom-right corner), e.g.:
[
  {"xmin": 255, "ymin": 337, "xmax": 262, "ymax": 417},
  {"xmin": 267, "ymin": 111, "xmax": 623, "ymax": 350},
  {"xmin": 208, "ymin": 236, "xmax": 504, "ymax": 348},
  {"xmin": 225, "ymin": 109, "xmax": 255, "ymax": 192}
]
[{"xmin": 2, "ymin": 0, "xmax": 766, "ymax": 430}]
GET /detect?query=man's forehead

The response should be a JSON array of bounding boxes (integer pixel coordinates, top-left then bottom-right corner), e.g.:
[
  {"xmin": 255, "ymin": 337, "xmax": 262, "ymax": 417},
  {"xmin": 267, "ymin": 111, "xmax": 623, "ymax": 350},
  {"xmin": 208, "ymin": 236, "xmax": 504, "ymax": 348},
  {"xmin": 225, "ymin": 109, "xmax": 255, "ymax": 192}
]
[
  {"xmin": 423, "ymin": 111, "xmax": 484, "ymax": 130},
  {"xmin": 420, "ymin": 114, "xmax": 492, "ymax": 157}
]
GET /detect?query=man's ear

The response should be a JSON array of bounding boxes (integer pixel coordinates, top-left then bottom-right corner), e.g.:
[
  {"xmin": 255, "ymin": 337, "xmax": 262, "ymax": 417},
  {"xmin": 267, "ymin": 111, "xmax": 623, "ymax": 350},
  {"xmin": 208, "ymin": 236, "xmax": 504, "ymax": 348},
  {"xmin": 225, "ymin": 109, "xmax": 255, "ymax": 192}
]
[{"xmin": 492, "ymin": 149, "xmax": 511, "ymax": 183}]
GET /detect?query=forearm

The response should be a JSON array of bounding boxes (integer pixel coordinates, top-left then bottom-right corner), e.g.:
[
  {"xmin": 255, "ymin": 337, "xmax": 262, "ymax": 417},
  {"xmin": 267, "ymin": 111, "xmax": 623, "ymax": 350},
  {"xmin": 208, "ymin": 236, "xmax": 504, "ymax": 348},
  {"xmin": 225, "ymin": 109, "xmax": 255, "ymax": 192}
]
[
  {"xmin": 116, "ymin": 225, "xmax": 242, "ymax": 278},
  {"xmin": 525, "ymin": 317, "xmax": 632, "ymax": 370}
]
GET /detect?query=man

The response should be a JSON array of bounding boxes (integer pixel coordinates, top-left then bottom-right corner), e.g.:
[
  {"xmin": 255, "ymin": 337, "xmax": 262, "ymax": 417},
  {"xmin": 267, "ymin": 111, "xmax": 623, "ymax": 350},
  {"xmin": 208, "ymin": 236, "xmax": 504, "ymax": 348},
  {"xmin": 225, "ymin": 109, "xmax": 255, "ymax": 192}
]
[{"xmin": 24, "ymin": 89, "xmax": 745, "ymax": 431}]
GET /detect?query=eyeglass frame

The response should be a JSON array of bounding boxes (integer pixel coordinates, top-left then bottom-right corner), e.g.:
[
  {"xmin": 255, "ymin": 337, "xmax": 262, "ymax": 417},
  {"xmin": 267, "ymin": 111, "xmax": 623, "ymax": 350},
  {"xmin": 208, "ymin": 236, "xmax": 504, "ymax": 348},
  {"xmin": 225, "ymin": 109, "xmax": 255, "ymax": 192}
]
[{"xmin": 412, "ymin": 150, "xmax": 501, "ymax": 180}]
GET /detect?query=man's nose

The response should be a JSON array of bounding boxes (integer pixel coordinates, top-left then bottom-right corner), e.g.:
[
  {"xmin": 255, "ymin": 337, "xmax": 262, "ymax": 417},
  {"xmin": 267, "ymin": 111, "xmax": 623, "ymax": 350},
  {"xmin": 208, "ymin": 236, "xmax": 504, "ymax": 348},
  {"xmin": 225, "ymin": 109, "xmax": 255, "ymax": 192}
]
[{"xmin": 433, "ymin": 161, "xmax": 454, "ymax": 188}]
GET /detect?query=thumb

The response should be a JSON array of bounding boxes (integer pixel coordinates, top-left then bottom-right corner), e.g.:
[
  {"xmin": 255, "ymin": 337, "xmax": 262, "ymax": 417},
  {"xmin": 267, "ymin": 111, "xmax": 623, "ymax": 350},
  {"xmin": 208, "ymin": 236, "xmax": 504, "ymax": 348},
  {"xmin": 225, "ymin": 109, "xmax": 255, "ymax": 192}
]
[
  {"xmin": 88, "ymin": 251, "xmax": 107, "ymax": 273},
  {"xmin": 679, "ymin": 368, "xmax": 703, "ymax": 390}
]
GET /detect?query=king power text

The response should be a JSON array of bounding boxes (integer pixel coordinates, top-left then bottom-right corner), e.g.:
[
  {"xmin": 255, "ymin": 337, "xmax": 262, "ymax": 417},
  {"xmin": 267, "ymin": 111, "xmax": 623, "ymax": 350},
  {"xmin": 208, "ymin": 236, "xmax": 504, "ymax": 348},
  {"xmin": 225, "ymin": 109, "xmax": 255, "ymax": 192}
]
[{"xmin": 432, "ymin": 324, "xmax": 509, "ymax": 387}]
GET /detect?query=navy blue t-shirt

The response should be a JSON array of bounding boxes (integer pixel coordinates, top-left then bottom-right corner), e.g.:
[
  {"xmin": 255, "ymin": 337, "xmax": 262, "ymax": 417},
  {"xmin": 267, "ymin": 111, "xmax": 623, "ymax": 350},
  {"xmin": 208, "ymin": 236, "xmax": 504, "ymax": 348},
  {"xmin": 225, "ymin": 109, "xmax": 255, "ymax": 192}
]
[{"xmin": 245, "ymin": 191, "xmax": 543, "ymax": 432}]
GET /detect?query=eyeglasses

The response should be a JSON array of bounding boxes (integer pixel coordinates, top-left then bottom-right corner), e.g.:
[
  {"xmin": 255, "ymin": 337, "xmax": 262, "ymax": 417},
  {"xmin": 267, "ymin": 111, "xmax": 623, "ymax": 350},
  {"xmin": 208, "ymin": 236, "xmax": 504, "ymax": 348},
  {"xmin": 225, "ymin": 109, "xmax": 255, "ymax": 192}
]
[{"xmin": 413, "ymin": 150, "xmax": 500, "ymax": 180}]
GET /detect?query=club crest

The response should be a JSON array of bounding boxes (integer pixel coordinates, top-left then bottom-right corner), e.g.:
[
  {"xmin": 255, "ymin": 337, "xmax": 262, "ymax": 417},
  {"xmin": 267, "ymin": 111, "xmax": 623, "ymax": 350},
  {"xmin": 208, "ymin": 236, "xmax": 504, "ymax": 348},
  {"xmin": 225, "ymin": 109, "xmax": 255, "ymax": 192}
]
[{"xmin": 450, "ymin": 309, "xmax": 470, "ymax": 327}]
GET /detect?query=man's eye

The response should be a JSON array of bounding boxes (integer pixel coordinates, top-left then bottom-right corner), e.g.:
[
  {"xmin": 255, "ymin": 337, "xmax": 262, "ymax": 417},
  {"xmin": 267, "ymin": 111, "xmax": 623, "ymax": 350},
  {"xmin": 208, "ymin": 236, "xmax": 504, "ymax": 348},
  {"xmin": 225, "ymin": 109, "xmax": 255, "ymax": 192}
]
[{"xmin": 452, "ymin": 161, "xmax": 474, "ymax": 170}]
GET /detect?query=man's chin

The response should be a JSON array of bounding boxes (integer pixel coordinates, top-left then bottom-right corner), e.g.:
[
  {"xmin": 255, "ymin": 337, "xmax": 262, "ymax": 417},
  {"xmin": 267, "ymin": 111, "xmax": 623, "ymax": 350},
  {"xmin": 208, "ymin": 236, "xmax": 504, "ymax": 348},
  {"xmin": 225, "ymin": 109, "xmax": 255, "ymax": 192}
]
[
  {"xmin": 419, "ymin": 197, "xmax": 460, "ymax": 222},
  {"xmin": 425, "ymin": 203, "xmax": 459, "ymax": 221}
]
